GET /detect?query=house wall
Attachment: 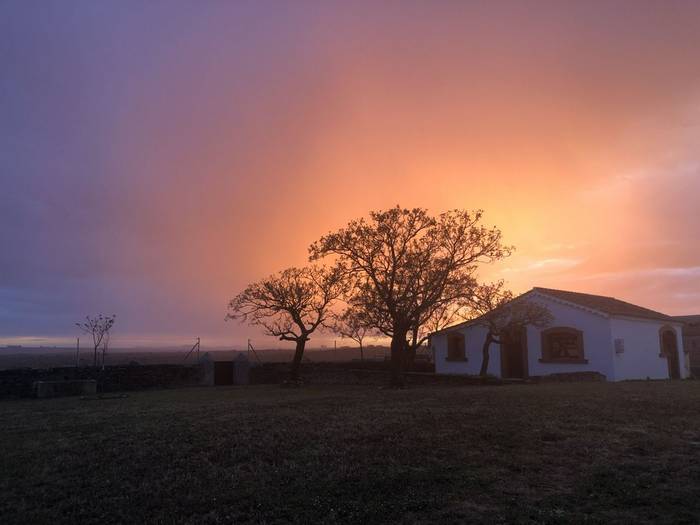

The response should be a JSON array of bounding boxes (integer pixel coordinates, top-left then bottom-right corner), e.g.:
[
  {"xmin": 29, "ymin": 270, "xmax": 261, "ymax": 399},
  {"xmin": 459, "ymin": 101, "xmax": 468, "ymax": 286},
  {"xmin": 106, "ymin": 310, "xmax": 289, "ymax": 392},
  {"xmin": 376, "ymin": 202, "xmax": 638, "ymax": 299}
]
[
  {"xmin": 610, "ymin": 318, "xmax": 689, "ymax": 380},
  {"xmin": 433, "ymin": 294, "xmax": 616, "ymax": 379},
  {"xmin": 524, "ymin": 295, "xmax": 616, "ymax": 380},
  {"xmin": 432, "ymin": 324, "xmax": 500, "ymax": 376},
  {"xmin": 433, "ymin": 293, "xmax": 689, "ymax": 381},
  {"xmin": 685, "ymin": 335, "xmax": 700, "ymax": 372}
]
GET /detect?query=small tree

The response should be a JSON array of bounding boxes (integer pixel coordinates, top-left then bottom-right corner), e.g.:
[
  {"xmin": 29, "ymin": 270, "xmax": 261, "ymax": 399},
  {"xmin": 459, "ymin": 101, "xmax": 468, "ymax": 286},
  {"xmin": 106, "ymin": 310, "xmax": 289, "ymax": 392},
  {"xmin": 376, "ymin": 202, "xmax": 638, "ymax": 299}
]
[
  {"xmin": 101, "ymin": 331, "xmax": 111, "ymax": 370},
  {"xmin": 470, "ymin": 282, "xmax": 553, "ymax": 376},
  {"xmin": 407, "ymin": 301, "xmax": 468, "ymax": 366},
  {"xmin": 332, "ymin": 309, "xmax": 372, "ymax": 361},
  {"xmin": 76, "ymin": 314, "xmax": 116, "ymax": 368},
  {"xmin": 310, "ymin": 207, "xmax": 511, "ymax": 386},
  {"xmin": 227, "ymin": 265, "xmax": 345, "ymax": 382}
]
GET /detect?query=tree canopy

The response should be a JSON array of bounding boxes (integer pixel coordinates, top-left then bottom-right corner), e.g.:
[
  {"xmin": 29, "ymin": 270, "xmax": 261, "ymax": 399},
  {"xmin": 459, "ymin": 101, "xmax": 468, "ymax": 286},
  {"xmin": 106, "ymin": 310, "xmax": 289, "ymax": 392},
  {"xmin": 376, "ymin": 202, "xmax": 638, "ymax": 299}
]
[
  {"xmin": 310, "ymin": 206, "xmax": 512, "ymax": 385},
  {"xmin": 227, "ymin": 265, "xmax": 345, "ymax": 380},
  {"xmin": 331, "ymin": 308, "xmax": 373, "ymax": 361}
]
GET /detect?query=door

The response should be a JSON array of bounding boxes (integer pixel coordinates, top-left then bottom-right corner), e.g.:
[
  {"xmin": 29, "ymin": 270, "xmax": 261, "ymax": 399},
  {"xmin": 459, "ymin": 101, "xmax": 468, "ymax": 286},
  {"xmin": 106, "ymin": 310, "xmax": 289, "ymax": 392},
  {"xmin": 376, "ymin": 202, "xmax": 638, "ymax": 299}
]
[
  {"xmin": 214, "ymin": 361, "xmax": 234, "ymax": 385},
  {"xmin": 661, "ymin": 329, "xmax": 681, "ymax": 379},
  {"xmin": 501, "ymin": 329, "xmax": 528, "ymax": 379}
]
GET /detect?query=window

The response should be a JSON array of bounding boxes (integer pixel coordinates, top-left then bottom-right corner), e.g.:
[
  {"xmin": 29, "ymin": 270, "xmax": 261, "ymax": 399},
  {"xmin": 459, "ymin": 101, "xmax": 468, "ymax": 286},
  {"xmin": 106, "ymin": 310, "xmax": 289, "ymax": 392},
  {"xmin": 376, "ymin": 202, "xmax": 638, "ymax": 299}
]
[
  {"xmin": 540, "ymin": 327, "xmax": 587, "ymax": 363},
  {"xmin": 446, "ymin": 333, "xmax": 466, "ymax": 361}
]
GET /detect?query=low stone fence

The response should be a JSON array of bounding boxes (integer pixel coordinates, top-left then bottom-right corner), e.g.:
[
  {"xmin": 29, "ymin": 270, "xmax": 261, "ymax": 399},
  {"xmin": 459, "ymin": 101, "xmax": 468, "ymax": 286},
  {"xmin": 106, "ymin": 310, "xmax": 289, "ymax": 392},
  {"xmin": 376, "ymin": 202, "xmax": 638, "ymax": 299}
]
[
  {"xmin": 336, "ymin": 360, "xmax": 435, "ymax": 374},
  {"xmin": 0, "ymin": 361, "xmax": 611, "ymax": 399},
  {"xmin": 0, "ymin": 364, "xmax": 202, "ymax": 399},
  {"xmin": 249, "ymin": 362, "xmax": 501, "ymax": 386},
  {"xmin": 34, "ymin": 380, "xmax": 97, "ymax": 398},
  {"xmin": 249, "ymin": 363, "xmax": 612, "ymax": 386},
  {"xmin": 529, "ymin": 371, "xmax": 606, "ymax": 383}
]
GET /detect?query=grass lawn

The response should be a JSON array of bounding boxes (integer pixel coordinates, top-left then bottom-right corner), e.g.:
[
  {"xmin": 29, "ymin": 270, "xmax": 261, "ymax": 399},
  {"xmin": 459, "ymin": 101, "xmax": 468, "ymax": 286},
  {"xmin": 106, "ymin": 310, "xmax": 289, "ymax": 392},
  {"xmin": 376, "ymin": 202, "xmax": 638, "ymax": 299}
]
[{"xmin": 2, "ymin": 382, "xmax": 700, "ymax": 524}]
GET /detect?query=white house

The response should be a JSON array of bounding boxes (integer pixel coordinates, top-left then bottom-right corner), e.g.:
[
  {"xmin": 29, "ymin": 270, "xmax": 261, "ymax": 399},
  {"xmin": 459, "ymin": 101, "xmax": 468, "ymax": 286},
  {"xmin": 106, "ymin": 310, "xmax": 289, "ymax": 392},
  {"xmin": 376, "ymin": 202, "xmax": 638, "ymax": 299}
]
[{"xmin": 431, "ymin": 287, "xmax": 690, "ymax": 381}]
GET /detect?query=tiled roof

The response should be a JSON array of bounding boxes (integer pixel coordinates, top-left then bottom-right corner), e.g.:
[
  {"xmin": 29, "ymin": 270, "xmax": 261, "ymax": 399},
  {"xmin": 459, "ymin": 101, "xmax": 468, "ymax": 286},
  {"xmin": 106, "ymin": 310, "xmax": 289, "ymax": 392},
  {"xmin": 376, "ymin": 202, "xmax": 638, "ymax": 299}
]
[
  {"xmin": 430, "ymin": 287, "xmax": 678, "ymax": 337},
  {"xmin": 533, "ymin": 287, "xmax": 674, "ymax": 322}
]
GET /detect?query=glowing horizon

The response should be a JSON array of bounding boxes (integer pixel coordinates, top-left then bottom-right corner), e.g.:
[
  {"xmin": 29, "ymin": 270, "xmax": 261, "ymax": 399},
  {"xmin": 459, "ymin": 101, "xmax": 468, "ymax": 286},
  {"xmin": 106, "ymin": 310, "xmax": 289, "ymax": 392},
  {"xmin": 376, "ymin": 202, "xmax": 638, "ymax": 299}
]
[{"xmin": 2, "ymin": 1, "xmax": 700, "ymax": 349}]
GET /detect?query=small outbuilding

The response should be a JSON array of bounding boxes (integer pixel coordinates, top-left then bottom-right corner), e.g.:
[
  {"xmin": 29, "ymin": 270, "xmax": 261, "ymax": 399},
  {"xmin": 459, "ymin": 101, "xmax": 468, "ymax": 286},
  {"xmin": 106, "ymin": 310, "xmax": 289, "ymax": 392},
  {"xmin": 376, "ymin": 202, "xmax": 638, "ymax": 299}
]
[
  {"xmin": 673, "ymin": 314, "xmax": 700, "ymax": 376},
  {"xmin": 431, "ymin": 287, "xmax": 691, "ymax": 381}
]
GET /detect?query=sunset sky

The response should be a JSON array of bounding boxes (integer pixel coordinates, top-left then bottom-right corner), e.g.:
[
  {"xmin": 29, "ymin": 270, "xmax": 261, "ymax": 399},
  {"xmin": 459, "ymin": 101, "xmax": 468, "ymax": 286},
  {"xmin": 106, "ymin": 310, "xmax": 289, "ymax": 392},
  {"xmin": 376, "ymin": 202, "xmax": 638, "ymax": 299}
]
[{"xmin": 2, "ymin": 1, "xmax": 700, "ymax": 349}]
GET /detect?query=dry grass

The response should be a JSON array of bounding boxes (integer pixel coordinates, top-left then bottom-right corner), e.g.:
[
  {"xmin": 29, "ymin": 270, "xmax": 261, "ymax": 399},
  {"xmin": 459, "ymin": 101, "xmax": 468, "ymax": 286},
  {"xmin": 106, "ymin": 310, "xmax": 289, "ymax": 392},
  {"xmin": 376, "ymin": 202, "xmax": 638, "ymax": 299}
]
[{"xmin": 2, "ymin": 382, "xmax": 700, "ymax": 524}]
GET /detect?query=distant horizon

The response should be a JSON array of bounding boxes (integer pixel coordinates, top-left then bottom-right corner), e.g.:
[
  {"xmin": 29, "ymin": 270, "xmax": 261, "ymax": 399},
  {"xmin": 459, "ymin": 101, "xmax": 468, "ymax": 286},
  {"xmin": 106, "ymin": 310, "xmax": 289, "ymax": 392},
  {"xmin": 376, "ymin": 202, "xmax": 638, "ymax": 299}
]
[
  {"xmin": 2, "ymin": 282, "xmax": 698, "ymax": 348},
  {"xmin": 0, "ymin": 340, "xmax": 391, "ymax": 352},
  {"xmin": 2, "ymin": 323, "xmax": 389, "ymax": 350}
]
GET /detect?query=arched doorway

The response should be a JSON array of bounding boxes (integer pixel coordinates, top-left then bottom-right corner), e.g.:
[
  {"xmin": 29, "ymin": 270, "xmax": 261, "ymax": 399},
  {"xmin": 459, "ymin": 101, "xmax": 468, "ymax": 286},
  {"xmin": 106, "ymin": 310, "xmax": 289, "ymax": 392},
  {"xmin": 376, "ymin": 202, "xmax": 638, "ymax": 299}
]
[{"xmin": 660, "ymin": 327, "xmax": 681, "ymax": 379}]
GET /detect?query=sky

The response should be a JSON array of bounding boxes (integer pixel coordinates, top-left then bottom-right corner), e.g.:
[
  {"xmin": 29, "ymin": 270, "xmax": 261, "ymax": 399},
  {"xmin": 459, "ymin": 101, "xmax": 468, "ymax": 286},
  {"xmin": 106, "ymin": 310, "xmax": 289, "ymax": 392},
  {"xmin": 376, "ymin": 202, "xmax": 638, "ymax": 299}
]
[{"xmin": 2, "ymin": 1, "xmax": 700, "ymax": 349}]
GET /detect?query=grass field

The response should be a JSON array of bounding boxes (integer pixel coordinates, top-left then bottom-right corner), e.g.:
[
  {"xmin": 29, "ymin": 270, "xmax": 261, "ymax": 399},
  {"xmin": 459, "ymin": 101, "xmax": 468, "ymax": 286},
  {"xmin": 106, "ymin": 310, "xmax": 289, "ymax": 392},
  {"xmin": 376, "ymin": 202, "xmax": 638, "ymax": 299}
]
[{"xmin": 2, "ymin": 382, "xmax": 700, "ymax": 524}]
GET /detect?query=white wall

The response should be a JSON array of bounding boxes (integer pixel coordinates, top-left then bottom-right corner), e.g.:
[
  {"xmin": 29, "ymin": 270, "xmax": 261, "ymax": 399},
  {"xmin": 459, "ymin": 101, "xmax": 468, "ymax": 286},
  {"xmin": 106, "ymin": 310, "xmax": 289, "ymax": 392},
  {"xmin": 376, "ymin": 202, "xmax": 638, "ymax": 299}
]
[
  {"xmin": 524, "ymin": 294, "xmax": 616, "ymax": 380},
  {"xmin": 432, "ymin": 323, "xmax": 500, "ymax": 376},
  {"xmin": 433, "ymin": 294, "xmax": 615, "ymax": 378},
  {"xmin": 610, "ymin": 318, "xmax": 689, "ymax": 380},
  {"xmin": 433, "ymin": 293, "xmax": 688, "ymax": 381}
]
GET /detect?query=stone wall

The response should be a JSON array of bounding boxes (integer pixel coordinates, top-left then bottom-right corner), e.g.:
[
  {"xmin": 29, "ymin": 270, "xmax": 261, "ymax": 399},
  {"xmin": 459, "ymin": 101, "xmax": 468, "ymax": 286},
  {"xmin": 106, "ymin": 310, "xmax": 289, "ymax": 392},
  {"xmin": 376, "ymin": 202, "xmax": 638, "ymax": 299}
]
[
  {"xmin": 250, "ymin": 362, "xmax": 613, "ymax": 386},
  {"xmin": 529, "ymin": 371, "xmax": 606, "ymax": 383},
  {"xmin": 0, "ymin": 364, "xmax": 203, "ymax": 399},
  {"xmin": 249, "ymin": 362, "xmax": 501, "ymax": 386},
  {"xmin": 0, "ymin": 361, "xmax": 612, "ymax": 399}
]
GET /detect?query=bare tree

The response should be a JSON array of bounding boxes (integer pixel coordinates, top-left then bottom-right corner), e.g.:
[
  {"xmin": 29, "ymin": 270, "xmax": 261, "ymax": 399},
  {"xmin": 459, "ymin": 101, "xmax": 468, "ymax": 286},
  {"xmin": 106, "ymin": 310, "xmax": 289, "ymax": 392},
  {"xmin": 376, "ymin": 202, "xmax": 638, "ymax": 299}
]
[
  {"xmin": 76, "ymin": 314, "xmax": 116, "ymax": 368},
  {"xmin": 332, "ymin": 308, "xmax": 372, "ymax": 361},
  {"xmin": 470, "ymin": 281, "xmax": 553, "ymax": 376},
  {"xmin": 101, "ymin": 331, "xmax": 111, "ymax": 370},
  {"xmin": 227, "ymin": 265, "xmax": 345, "ymax": 382},
  {"xmin": 406, "ymin": 301, "xmax": 468, "ymax": 366},
  {"xmin": 310, "ymin": 207, "xmax": 511, "ymax": 386}
]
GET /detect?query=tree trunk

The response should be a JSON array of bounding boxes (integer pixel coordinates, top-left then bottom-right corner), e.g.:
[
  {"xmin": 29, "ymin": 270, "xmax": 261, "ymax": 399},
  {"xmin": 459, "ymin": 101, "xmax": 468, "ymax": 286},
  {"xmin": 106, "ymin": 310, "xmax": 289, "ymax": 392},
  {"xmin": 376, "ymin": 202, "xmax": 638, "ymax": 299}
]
[
  {"xmin": 359, "ymin": 342, "xmax": 364, "ymax": 362},
  {"xmin": 390, "ymin": 331, "xmax": 407, "ymax": 388},
  {"xmin": 479, "ymin": 332, "xmax": 493, "ymax": 377},
  {"xmin": 93, "ymin": 345, "xmax": 98, "ymax": 368},
  {"xmin": 404, "ymin": 343, "xmax": 416, "ymax": 370},
  {"xmin": 290, "ymin": 339, "xmax": 306, "ymax": 381}
]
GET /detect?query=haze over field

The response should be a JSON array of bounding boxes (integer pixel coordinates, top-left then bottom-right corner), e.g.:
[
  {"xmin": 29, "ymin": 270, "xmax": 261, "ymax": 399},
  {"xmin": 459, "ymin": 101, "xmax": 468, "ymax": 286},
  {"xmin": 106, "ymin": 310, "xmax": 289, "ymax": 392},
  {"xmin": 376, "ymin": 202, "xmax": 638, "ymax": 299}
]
[
  {"xmin": 0, "ymin": 345, "xmax": 390, "ymax": 370},
  {"xmin": 2, "ymin": 1, "xmax": 700, "ymax": 348}
]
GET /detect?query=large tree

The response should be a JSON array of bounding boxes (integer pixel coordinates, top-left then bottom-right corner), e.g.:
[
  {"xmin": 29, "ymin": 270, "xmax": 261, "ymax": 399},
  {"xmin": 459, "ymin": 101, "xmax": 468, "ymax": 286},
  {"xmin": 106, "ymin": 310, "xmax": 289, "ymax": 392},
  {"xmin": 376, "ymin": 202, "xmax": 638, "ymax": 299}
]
[
  {"xmin": 309, "ymin": 207, "xmax": 511, "ymax": 386},
  {"xmin": 470, "ymin": 281, "xmax": 553, "ymax": 376},
  {"xmin": 227, "ymin": 265, "xmax": 345, "ymax": 381}
]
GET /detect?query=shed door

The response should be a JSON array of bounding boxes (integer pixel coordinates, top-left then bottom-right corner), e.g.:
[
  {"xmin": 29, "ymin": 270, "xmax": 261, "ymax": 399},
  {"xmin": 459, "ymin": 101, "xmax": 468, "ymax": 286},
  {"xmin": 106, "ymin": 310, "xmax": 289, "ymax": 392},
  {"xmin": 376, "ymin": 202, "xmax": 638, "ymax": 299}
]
[{"xmin": 214, "ymin": 361, "xmax": 234, "ymax": 385}]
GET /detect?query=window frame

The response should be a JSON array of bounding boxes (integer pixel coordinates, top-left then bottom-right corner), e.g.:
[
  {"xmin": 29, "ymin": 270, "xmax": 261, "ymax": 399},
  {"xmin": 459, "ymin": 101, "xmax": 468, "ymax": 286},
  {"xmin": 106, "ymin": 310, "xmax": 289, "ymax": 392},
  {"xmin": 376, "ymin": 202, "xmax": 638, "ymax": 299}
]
[
  {"xmin": 539, "ymin": 326, "xmax": 588, "ymax": 364},
  {"xmin": 446, "ymin": 332, "xmax": 467, "ymax": 362}
]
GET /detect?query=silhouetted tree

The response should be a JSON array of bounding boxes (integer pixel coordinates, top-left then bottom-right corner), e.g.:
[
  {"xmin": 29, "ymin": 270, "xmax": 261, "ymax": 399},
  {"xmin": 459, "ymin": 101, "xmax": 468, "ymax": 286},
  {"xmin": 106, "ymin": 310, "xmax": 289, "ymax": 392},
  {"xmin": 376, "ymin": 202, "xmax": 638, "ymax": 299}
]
[
  {"xmin": 406, "ymin": 301, "xmax": 468, "ymax": 366},
  {"xmin": 76, "ymin": 314, "xmax": 116, "ymax": 368},
  {"xmin": 470, "ymin": 281, "xmax": 553, "ymax": 376},
  {"xmin": 227, "ymin": 266, "xmax": 345, "ymax": 382},
  {"xmin": 332, "ymin": 308, "xmax": 372, "ymax": 361},
  {"xmin": 310, "ymin": 207, "xmax": 511, "ymax": 386},
  {"xmin": 101, "ymin": 331, "xmax": 111, "ymax": 370}
]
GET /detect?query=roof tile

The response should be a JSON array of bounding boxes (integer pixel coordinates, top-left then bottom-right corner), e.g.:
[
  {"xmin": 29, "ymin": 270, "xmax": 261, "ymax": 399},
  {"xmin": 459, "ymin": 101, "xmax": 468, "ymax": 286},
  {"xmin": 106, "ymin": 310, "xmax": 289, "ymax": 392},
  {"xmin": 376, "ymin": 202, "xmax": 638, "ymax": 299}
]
[{"xmin": 533, "ymin": 287, "xmax": 673, "ymax": 322}]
